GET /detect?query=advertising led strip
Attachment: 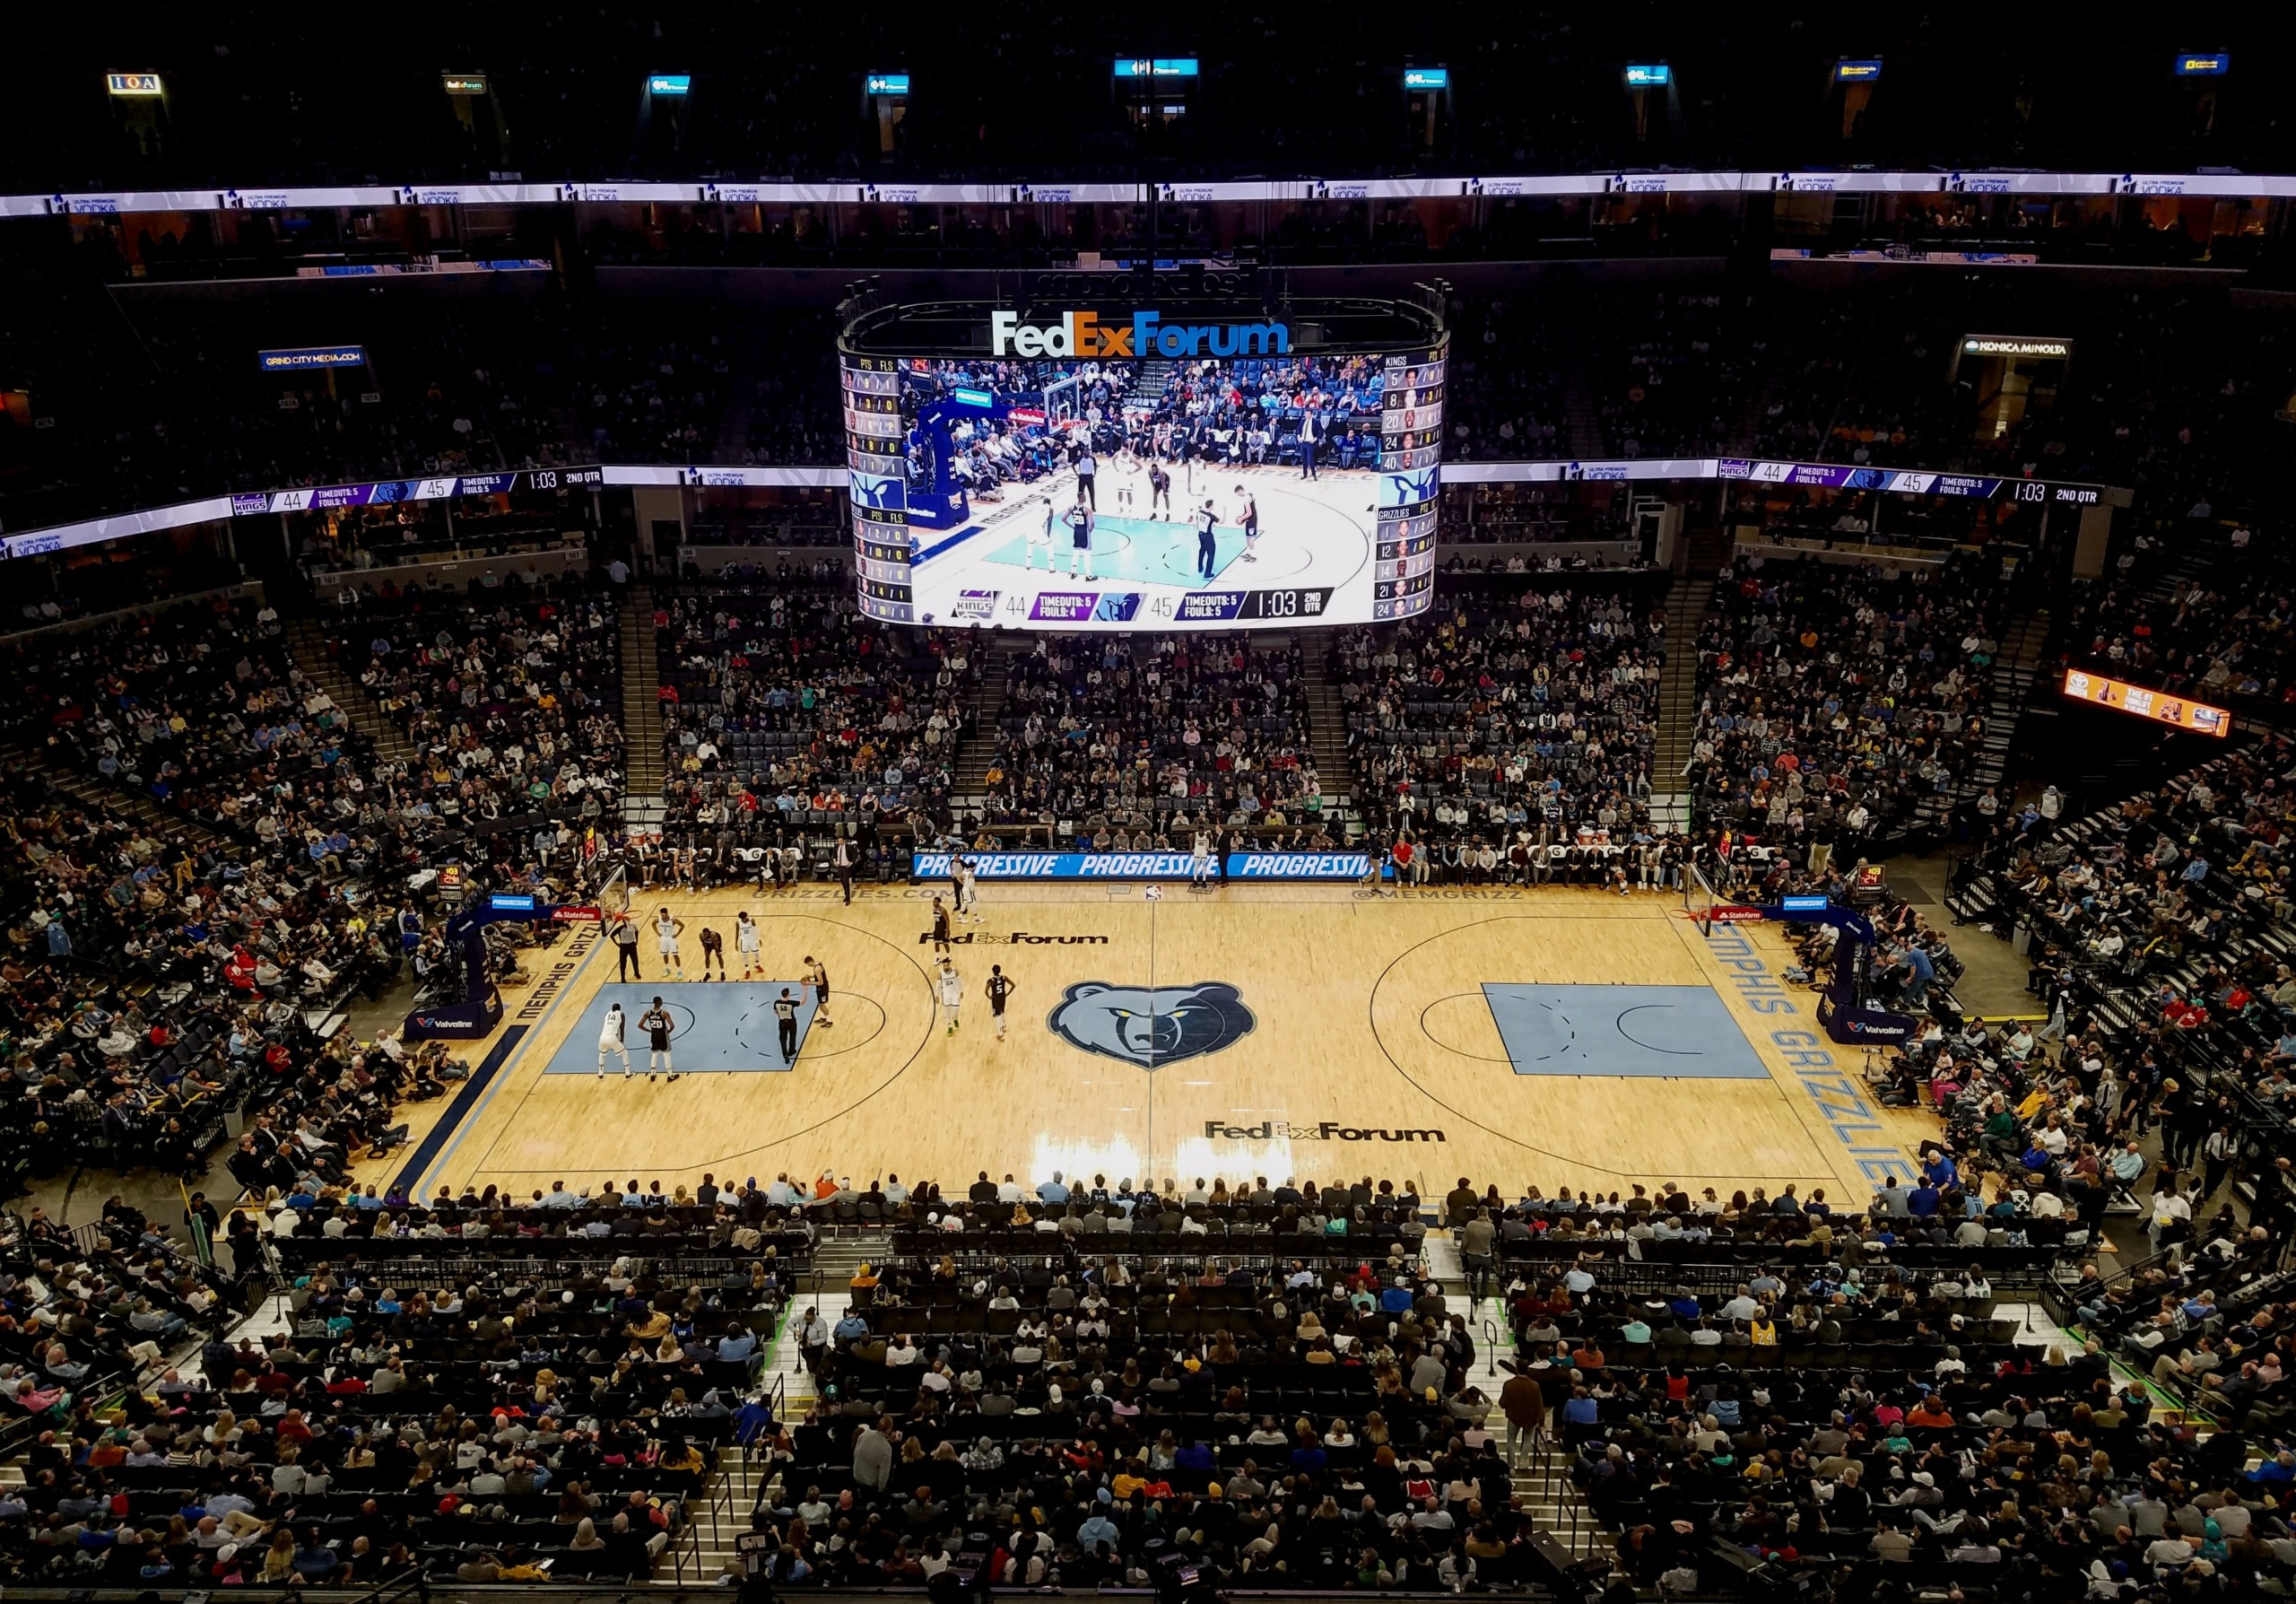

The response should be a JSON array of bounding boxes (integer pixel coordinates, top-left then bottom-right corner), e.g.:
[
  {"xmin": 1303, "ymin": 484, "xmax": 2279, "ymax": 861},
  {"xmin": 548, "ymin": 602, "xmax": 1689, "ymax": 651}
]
[{"xmin": 2061, "ymin": 668, "xmax": 2231, "ymax": 737}]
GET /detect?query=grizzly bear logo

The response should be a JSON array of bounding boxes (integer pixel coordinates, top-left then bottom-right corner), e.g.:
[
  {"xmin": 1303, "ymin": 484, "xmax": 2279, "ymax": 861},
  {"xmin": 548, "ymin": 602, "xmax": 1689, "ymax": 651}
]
[{"xmin": 1048, "ymin": 981, "xmax": 1256, "ymax": 1070}]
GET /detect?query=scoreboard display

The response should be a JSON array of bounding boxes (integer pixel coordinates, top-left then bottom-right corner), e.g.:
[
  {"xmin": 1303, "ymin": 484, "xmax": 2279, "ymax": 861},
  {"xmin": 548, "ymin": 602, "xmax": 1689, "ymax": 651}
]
[{"xmin": 839, "ymin": 314, "xmax": 1444, "ymax": 633}]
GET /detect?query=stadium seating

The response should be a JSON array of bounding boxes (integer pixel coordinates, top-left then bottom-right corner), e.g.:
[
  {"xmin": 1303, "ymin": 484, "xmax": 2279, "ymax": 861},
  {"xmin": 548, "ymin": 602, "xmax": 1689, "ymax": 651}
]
[
  {"xmin": 1692, "ymin": 552, "xmax": 2010, "ymax": 849},
  {"xmin": 0, "ymin": 588, "xmax": 613, "ymax": 1176},
  {"xmin": 320, "ymin": 580, "xmax": 628, "ymax": 842},
  {"xmin": 1333, "ymin": 573, "xmax": 1667, "ymax": 865},
  {"xmin": 1963, "ymin": 746, "xmax": 2296, "ymax": 1172},
  {"xmin": 652, "ymin": 575, "xmax": 978, "ymax": 845},
  {"xmin": 979, "ymin": 634, "xmax": 1327, "ymax": 846},
  {"xmin": 0, "ymin": 1196, "xmax": 813, "ymax": 1588}
]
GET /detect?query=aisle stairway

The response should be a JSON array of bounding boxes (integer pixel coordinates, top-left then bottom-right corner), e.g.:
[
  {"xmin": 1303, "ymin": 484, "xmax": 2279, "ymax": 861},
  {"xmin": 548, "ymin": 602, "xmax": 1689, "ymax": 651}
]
[
  {"xmin": 620, "ymin": 583, "xmax": 665, "ymax": 829},
  {"xmin": 1557, "ymin": 312, "xmax": 1605, "ymax": 459},
  {"xmin": 0, "ymin": 737, "xmax": 221, "ymax": 849},
  {"xmin": 710, "ymin": 319, "xmax": 783, "ymax": 463},
  {"xmin": 282, "ymin": 616, "xmax": 417, "ymax": 763},
  {"xmin": 1648, "ymin": 576, "xmax": 1713, "ymax": 834},
  {"xmin": 711, "ymin": 1230, "xmax": 1609, "ymax": 1572},
  {"xmin": 1420, "ymin": 1237, "xmax": 1607, "ymax": 1562},
  {"xmin": 951, "ymin": 636, "xmax": 1025, "ymax": 804},
  {"xmin": 1910, "ymin": 603, "xmax": 2052, "ymax": 844},
  {"xmin": 1296, "ymin": 626, "xmax": 1360, "ymax": 830},
  {"xmin": 1971, "ymin": 605, "xmax": 2052, "ymax": 799},
  {"xmin": 683, "ymin": 1236, "xmax": 874, "ymax": 1582}
]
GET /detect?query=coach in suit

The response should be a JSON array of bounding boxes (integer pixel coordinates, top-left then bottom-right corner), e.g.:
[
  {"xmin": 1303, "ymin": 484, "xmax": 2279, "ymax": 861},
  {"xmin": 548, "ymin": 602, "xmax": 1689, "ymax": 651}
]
[{"xmin": 1298, "ymin": 409, "xmax": 1326, "ymax": 480}]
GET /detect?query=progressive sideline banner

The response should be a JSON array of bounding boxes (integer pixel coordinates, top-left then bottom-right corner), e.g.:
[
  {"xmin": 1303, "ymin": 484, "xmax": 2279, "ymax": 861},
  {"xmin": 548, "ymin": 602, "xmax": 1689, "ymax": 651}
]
[{"xmin": 911, "ymin": 850, "xmax": 1387, "ymax": 882}]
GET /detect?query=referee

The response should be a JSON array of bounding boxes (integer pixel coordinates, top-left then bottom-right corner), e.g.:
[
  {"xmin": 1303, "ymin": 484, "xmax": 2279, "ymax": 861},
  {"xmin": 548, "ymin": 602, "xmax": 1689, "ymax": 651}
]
[{"xmin": 772, "ymin": 988, "xmax": 800, "ymax": 1063}]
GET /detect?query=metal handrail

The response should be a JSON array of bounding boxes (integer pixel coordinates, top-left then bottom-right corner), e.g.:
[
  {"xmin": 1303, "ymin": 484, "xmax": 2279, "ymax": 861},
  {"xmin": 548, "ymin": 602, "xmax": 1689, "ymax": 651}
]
[{"xmin": 665, "ymin": 1502, "xmax": 707, "ymax": 1585}]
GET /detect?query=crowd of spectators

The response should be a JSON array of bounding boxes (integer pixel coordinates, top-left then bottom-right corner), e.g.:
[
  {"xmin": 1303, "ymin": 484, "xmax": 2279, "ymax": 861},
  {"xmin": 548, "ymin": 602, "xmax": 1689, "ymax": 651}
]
[
  {"xmin": 0, "ymin": 288, "xmax": 826, "ymax": 536},
  {"xmin": 13, "ymin": 270, "xmax": 2296, "ymax": 573},
  {"xmin": 2057, "ymin": 519, "xmax": 2296, "ymax": 714},
  {"xmin": 1440, "ymin": 295, "xmax": 1570, "ymax": 464},
  {"xmin": 1335, "ymin": 574, "xmax": 1665, "ymax": 858},
  {"xmin": 1971, "ymin": 745, "xmax": 2296, "ymax": 1223},
  {"xmin": 901, "ymin": 352, "xmax": 1395, "ymax": 510},
  {"xmin": 526, "ymin": 302, "xmax": 735, "ymax": 466},
  {"xmin": 323, "ymin": 578, "xmax": 628, "ymax": 845},
  {"xmin": 1692, "ymin": 552, "xmax": 2008, "ymax": 851},
  {"xmin": 1587, "ymin": 288, "xmax": 1752, "ymax": 460},
  {"xmin": 978, "ymin": 633, "xmax": 1326, "ymax": 846},
  {"xmin": 0, "ymin": 1182, "xmax": 817, "ymax": 1588},
  {"xmin": 1513, "ymin": 1235, "xmax": 2292, "ymax": 1594},
  {"xmin": 2073, "ymin": 1215, "xmax": 2293, "ymax": 1416},
  {"xmin": 762, "ymin": 1174, "xmax": 1525, "ymax": 1592},
  {"xmin": 654, "ymin": 573, "xmax": 977, "ymax": 842},
  {"xmin": 0, "ymin": 585, "xmax": 619, "ymax": 1175},
  {"xmin": 1, "ymin": 1196, "xmax": 243, "ymax": 1482}
]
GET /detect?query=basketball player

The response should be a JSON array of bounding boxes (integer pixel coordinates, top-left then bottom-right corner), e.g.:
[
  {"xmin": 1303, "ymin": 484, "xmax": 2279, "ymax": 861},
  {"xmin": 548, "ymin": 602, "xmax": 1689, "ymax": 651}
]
[
  {"xmin": 698, "ymin": 924, "xmax": 726, "ymax": 981},
  {"xmin": 654, "ymin": 908, "xmax": 685, "ymax": 978},
  {"xmin": 1191, "ymin": 830, "xmax": 1214, "ymax": 887},
  {"xmin": 735, "ymin": 911, "xmax": 761, "ymax": 980},
  {"xmin": 930, "ymin": 896, "xmax": 952, "ymax": 955},
  {"xmin": 937, "ymin": 957, "xmax": 964, "ymax": 1035},
  {"xmin": 1029, "ymin": 498, "xmax": 1056, "ymax": 571},
  {"xmin": 954, "ymin": 859, "xmax": 981, "ymax": 925},
  {"xmin": 804, "ymin": 954, "xmax": 833, "ymax": 1027},
  {"xmin": 772, "ymin": 988, "xmax": 801, "ymax": 1063},
  {"xmin": 1112, "ymin": 447, "xmax": 1135, "ymax": 513},
  {"xmin": 1236, "ymin": 485, "xmax": 1260, "ymax": 562},
  {"xmin": 1148, "ymin": 459, "xmax": 1172, "ymax": 519},
  {"xmin": 1065, "ymin": 495, "xmax": 1095, "ymax": 580},
  {"xmin": 639, "ymin": 996, "xmax": 677, "ymax": 1082},
  {"xmin": 596, "ymin": 1002, "xmax": 631, "ymax": 1079},
  {"xmin": 985, "ymin": 963, "xmax": 1014, "ymax": 1040}
]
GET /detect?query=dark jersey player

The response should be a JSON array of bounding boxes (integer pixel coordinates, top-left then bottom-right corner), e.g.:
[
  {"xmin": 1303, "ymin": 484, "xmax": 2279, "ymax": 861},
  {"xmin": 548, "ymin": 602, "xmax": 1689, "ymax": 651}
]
[{"xmin": 985, "ymin": 964, "xmax": 1015, "ymax": 1041}]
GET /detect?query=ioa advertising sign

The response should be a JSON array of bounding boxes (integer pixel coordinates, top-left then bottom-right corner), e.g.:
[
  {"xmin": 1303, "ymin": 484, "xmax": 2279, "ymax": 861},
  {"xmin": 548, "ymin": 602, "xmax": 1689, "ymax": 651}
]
[{"xmin": 990, "ymin": 309, "xmax": 1290, "ymax": 360}]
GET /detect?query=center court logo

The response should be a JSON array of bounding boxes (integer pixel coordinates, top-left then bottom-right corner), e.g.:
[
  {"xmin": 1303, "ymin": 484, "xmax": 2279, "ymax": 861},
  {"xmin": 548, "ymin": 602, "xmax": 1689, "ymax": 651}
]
[{"xmin": 1049, "ymin": 981, "xmax": 1255, "ymax": 1069}]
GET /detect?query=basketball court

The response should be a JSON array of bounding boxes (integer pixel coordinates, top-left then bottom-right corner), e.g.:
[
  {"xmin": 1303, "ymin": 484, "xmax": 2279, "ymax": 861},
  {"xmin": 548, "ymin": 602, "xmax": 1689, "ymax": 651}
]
[
  {"xmin": 903, "ymin": 462, "xmax": 1378, "ymax": 628},
  {"xmin": 369, "ymin": 883, "xmax": 1938, "ymax": 1207}
]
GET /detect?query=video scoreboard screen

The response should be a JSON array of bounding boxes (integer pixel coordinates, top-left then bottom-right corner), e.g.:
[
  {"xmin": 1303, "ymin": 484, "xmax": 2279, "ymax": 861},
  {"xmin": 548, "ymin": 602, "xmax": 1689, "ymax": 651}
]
[{"xmin": 841, "ymin": 309, "xmax": 1443, "ymax": 632}]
